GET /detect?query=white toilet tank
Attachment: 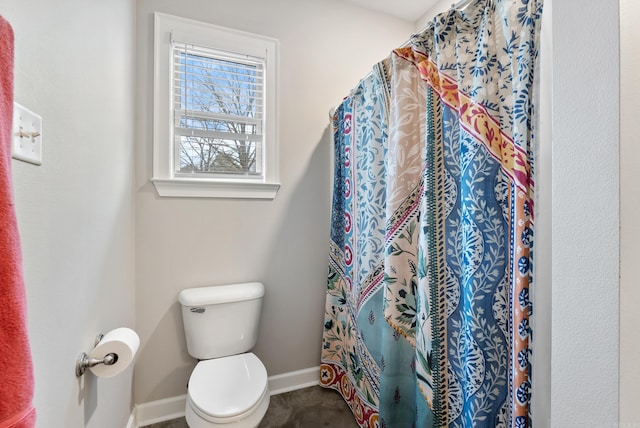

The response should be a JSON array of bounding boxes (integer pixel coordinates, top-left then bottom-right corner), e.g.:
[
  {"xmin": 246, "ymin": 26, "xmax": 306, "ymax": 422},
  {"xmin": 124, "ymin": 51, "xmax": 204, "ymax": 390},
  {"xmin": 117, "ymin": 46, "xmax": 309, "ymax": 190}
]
[{"xmin": 179, "ymin": 282, "xmax": 265, "ymax": 360}]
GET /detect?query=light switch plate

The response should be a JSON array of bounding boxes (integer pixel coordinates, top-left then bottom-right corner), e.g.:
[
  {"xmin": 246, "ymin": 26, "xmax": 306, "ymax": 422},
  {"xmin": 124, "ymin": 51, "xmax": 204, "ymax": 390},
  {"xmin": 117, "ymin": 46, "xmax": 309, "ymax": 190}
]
[{"xmin": 12, "ymin": 103, "xmax": 42, "ymax": 165}]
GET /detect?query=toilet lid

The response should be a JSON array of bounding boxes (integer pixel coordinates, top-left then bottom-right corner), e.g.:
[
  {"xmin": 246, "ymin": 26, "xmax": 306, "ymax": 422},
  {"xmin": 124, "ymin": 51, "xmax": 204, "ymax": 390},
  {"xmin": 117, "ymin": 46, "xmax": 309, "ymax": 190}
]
[{"xmin": 188, "ymin": 353, "xmax": 268, "ymax": 419}]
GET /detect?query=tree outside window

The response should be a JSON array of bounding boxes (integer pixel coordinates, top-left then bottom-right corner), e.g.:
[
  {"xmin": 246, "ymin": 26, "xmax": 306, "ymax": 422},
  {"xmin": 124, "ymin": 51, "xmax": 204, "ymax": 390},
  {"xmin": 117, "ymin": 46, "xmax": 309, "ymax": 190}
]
[{"xmin": 174, "ymin": 46, "xmax": 264, "ymax": 177}]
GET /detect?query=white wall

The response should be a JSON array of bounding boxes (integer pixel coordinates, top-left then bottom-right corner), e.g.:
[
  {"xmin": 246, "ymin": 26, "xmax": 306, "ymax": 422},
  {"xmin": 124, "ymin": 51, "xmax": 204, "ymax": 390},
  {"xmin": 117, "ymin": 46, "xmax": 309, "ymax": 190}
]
[
  {"xmin": 2, "ymin": 1, "xmax": 136, "ymax": 427},
  {"xmin": 134, "ymin": 0, "xmax": 414, "ymax": 404},
  {"xmin": 552, "ymin": 1, "xmax": 619, "ymax": 427},
  {"xmin": 620, "ymin": 0, "xmax": 639, "ymax": 424}
]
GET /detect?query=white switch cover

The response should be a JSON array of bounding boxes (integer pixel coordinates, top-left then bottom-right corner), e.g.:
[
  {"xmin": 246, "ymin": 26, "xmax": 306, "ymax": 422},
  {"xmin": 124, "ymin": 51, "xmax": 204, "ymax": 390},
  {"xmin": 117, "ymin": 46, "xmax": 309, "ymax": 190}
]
[{"xmin": 12, "ymin": 103, "xmax": 42, "ymax": 165}]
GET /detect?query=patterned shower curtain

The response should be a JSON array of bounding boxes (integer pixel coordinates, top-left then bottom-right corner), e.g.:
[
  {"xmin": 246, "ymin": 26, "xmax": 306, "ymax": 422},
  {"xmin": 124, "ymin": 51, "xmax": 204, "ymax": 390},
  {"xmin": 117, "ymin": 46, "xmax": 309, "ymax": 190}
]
[{"xmin": 320, "ymin": 0, "xmax": 543, "ymax": 427}]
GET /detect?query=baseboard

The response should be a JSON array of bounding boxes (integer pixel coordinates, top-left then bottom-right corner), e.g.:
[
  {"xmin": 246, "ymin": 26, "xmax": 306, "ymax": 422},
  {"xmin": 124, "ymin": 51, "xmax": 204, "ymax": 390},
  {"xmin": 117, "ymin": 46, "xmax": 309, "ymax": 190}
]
[
  {"xmin": 267, "ymin": 366, "xmax": 320, "ymax": 395},
  {"xmin": 125, "ymin": 410, "xmax": 136, "ymax": 428},
  {"xmin": 134, "ymin": 366, "xmax": 320, "ymax": 427},
  {"xmin": 136, "ymin": 394, "xmax": 187, "ymax": 427}
]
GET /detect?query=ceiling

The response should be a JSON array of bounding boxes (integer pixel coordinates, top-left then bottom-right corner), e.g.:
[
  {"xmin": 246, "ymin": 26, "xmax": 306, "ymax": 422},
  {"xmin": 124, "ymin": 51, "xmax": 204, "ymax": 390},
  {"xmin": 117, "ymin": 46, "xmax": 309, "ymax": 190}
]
[{"xmin": 340, "ymin": 0, "xmax": 440, "ymax": 22}]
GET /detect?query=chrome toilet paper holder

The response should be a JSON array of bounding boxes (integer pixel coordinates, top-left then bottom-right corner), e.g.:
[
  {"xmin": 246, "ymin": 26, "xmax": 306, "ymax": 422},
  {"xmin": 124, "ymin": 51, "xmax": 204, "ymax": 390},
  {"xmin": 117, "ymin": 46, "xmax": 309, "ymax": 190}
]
[{"xmin": 75, "ymin": 333, "xmax": 119, "ymax": 377}]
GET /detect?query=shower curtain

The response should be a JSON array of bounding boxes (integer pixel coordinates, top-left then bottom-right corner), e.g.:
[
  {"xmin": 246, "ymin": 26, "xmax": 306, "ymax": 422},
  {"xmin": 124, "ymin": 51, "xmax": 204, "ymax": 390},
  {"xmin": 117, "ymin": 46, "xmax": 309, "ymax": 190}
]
[{"xmin": 320, "ymin": 0, "xmax": 543, "ymax": 427}]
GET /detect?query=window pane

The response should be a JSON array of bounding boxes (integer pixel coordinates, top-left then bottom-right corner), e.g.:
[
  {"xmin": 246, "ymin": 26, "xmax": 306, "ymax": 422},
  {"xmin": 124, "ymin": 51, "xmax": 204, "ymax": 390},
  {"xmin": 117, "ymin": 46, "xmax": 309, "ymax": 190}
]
[
  {"xmin": 175, "ymin": 51, "xmax": 262, "ymax": 118},
  {"xmin": 176, "ymin": 136, "xmax": 261, "ymax": 176},
  {"xmin": 172, "ymin": 42, "xmax": 265, "ymax": 177}
]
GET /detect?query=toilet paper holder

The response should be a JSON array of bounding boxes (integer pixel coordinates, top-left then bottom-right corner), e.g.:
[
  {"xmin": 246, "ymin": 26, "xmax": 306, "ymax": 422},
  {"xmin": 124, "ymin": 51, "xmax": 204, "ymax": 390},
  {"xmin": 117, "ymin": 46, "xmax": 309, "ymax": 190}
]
[{"xmin": 75, "ymin": 333, "xmax": 118, "ymax": 377}]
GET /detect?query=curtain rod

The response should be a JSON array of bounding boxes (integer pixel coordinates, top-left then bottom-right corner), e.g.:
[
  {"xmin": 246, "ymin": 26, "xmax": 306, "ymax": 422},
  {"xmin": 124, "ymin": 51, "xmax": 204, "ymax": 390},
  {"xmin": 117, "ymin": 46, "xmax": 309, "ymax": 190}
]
[
  {"xmin": 400, "ymin": 0, "xmax": 472, "ymax": 48},
  {"xmin": 452, "ymin": 0, "xmax": 473, "ymax": 9}
]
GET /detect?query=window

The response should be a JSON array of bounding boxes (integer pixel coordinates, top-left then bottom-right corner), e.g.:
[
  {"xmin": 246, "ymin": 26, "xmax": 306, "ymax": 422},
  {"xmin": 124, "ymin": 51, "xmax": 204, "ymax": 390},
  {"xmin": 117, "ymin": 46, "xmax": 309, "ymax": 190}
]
[{"xmin": 152, "ymin": 13, "xmax": 279, "ymax": 198}]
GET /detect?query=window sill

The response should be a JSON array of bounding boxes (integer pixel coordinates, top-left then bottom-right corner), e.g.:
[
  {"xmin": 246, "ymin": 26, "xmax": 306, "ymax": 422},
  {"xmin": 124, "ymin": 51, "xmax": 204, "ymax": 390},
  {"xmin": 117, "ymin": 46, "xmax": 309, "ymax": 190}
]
[{"xmin": 151, "ymin": 178, "xmax": 280, "ymax": 199}]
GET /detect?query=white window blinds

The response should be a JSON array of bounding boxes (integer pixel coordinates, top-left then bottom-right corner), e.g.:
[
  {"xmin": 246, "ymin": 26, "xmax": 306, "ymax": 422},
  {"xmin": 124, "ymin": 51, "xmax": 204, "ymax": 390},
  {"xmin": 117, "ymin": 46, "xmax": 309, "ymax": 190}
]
[{"xmin": 172, "ymin": 40, "xmax": 265, "ymax": 177}]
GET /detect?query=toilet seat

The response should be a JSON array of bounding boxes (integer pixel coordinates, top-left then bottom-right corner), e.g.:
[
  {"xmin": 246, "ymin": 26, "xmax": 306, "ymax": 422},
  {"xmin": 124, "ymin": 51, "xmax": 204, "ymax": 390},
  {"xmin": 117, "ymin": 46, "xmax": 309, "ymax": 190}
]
[{"xmin": 188, "ymin": 352, "xmax": 268, "ymax": 423}]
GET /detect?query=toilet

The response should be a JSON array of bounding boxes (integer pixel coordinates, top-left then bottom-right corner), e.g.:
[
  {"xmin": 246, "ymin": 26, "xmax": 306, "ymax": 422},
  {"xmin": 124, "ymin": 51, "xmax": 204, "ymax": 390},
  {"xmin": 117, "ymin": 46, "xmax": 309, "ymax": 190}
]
[{"xmin": 179, "ymin": 282, "xmax": 270, "ymax": 428}]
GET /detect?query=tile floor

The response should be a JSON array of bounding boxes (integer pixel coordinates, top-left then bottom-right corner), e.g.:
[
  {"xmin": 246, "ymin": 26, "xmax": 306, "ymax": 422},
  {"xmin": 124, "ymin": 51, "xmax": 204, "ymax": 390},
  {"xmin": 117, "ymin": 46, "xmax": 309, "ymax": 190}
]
[{"xmin": 141, "ymin": 386, "xmax": 359, "ymax": 428}]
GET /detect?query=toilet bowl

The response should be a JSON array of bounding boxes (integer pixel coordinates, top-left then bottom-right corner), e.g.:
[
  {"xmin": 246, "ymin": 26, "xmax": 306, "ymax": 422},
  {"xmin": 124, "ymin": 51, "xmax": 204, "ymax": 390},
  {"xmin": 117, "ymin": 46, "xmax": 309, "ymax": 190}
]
[
  {"xmin": 179, "ymin": 283, "xmax": 269, "ymax": 428},
  {"xmin": 185, "ymin": 353, "xmax": 269, "ymax": 428}
]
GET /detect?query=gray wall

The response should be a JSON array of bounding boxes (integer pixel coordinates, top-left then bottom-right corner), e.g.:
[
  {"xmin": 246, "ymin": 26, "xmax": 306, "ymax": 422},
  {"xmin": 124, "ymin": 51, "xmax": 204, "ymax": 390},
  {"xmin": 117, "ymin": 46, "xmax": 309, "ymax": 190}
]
[
  {"xmin": 2, "ymin": 1, "xmax": 136, "ymax": 427},
  {"xmin": 551, "ymin": 0, "xmax": 619, "ymax": 426},
  {"xmin": 134, "ymin": 0, "xmax": 414, "ymax": 404}
]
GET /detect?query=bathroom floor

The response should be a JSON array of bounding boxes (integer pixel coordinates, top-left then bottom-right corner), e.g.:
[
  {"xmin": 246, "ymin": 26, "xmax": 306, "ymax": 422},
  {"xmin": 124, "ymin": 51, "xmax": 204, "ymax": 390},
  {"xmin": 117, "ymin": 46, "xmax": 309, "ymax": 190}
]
[{"xmin": 141, "ymin": 385, "xmax": 359, "ymax": 428}]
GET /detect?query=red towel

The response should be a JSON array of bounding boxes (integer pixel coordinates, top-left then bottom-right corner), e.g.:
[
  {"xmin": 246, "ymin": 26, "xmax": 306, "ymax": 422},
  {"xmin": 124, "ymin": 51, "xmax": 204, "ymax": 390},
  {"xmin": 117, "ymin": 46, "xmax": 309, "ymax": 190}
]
[{"xmin": 0, "ymin": 15, "xmax": 36, "ymax": 428}]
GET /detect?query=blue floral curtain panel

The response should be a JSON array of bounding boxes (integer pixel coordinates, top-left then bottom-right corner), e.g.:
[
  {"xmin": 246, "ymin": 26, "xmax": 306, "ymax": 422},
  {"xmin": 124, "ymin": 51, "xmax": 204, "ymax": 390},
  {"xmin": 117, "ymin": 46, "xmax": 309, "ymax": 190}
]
[{"xmin": 320, "ymin": 1, "xmax": 544, "ymax": 427}]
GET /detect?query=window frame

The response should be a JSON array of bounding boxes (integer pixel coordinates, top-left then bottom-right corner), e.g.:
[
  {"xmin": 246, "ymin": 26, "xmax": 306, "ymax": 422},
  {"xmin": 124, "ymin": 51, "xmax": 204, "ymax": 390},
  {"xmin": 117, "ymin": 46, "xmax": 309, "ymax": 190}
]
[{"xmin": 152, "ymin": 13, "xmax": 280, "ymax": 199}]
